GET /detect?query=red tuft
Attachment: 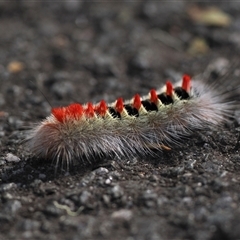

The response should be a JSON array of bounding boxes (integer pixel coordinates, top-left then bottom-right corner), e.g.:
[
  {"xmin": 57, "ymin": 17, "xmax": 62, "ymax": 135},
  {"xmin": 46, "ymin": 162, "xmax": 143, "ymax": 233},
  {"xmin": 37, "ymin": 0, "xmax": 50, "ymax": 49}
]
[
  {"xmin": 133, "ymin": 94, "xmax": 142, "ymax": 110},
  {"xmin": 51, "ymin": 107, "xmax": 66, "ymax": 123},
  {"xmin": 116, "ymin": 98, "xmax": 124, "ymax": 113},
  {"xmin": 166, "ymin": 81, "xmax": 173, "ymax": 97},
  {"xmin": 84, "ymin": 102, "xmax": 95, "ymax": 118},
  {"xmin": 182, "ymin": 74, "xmax": 191, "ymax": 92},
  {"xmin": 95, "ymin": 100, "xmax": 108, "ymax": 116},
  {"xmin": 150, "ymin": 89, "xmax": 158, "ymax": 103},
  {"xmin": 66, "ymin": 103, "xmax": 84, "ymax": 120}
]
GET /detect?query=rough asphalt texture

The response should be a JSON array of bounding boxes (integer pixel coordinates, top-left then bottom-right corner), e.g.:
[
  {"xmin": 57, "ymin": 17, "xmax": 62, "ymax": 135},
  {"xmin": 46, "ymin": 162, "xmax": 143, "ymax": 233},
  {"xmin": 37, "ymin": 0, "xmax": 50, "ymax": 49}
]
[{"xmin": 1, "ymin": 1, "xmax": 240, "ymax": 240}]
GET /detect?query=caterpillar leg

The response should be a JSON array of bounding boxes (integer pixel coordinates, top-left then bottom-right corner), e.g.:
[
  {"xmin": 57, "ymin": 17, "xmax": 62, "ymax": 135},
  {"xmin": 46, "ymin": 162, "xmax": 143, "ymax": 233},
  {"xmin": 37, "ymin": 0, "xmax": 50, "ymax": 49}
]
[{"xmin": 146, "ymin": 143, "xmax": 171, "ymax": 151}]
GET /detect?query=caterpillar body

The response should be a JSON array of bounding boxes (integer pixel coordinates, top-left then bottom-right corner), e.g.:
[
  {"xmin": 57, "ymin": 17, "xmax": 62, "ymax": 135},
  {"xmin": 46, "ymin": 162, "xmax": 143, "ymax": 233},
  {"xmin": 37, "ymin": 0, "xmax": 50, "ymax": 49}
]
[{"xmin": 26, "ymin": 75, "xmax": 231, "ymax": 170}]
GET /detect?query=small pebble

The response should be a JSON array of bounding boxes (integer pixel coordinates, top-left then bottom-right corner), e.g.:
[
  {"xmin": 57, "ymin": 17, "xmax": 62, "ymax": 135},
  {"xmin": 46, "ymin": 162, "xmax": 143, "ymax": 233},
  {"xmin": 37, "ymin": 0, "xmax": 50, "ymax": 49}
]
[
  {"xmin": 7, "ymin": 61, "xmax": 25, "ymax": 73},
  {"xmin": 0, "ymin": 183, "xmax": 17, "ymax": 192},
  {"xmin": 110, "ymin": 185, "xmax": 124, "ymax": 199},
  {"xmin": 79, "ymin": 191, "xmax": 91, "ymax": 205},
  {"xmin": 18, "ymin": 219, "xmax": 40, "ymax": 231},
  {"xmin": 94, "ymin": 167, "xmax": 109, "ymax": 176},
  {"xmin": 51, "ymin": 81, "xmax": 74, "ymax": 99},
  {"xmin": 5, "ymin": 153, "xmax": 21, "ymax": 163},
  {"xmin": 39, "ymin": 174, "xmax": 46, "ymax": 179},
  {"xmin": 111, "ymin": 209, "xmax": 133, "ymax": 221},
  {"xmin": 4, "ymin": 200, "xmax": 22, "ymax": 214}
]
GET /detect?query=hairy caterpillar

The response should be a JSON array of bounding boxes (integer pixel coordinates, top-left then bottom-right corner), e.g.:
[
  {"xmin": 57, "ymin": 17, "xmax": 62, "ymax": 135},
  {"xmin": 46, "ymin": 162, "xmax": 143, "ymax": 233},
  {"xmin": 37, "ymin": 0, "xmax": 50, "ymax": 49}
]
[{"xmin": 26, "ymin": 75, "xmax": 232, "ymax": 170}]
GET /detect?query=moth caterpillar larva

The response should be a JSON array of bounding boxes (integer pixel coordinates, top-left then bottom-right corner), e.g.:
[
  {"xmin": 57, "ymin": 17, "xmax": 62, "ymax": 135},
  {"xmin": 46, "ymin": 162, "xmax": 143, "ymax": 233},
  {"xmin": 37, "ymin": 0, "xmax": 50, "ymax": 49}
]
[{"xmin": 26, "ymin": 75, "xmax": 232, "ymax": 170}]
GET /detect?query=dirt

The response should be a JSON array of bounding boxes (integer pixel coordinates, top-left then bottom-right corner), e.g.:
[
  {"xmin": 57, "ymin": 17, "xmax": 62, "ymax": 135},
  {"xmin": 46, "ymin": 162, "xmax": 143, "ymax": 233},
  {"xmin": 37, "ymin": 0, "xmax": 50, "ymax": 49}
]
[{"xmin": 1, "ymin": 1, "xmax": 240, "ymax": 240}]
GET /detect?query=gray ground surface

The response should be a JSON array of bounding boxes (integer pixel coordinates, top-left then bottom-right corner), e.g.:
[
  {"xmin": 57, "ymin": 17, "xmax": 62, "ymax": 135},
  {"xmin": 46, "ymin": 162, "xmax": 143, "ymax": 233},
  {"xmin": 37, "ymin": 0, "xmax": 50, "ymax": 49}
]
[{"xmin": 0, "ymin": 1, "xmax": 240, "ymax": 240}]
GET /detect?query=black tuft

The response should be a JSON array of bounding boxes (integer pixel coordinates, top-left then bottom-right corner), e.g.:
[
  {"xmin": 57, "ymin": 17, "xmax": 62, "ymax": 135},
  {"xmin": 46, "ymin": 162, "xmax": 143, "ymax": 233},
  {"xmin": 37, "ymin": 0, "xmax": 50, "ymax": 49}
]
[
  {"xmin": 158, "ymin": 93, "xmax": 174, "ymax": 105},
  {"xmin": 141, "ymin": 100, "xmax": 158, "ymax": 111},
  {"xmin": 109, "ymin": 107, "xmax": 121, "ymax": 118},
  {"xmin": 174, "ymin": 87, "xmax": 190, "ymax": 99}
]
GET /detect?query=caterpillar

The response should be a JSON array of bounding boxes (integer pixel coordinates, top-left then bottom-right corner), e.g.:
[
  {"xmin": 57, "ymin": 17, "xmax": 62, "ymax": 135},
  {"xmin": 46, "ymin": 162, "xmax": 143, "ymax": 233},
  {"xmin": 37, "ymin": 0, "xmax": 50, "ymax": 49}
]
[{"xmin": 26, "ymin": 75, "xmax": 232, "ymax": 170}]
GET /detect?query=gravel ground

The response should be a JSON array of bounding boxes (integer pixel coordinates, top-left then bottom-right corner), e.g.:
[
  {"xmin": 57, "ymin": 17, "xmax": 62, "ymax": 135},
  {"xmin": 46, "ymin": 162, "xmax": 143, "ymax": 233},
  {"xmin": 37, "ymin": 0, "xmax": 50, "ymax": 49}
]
[{"xmin": 1, "ymin": 1, "xmax": 240, "ymax": 240}]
